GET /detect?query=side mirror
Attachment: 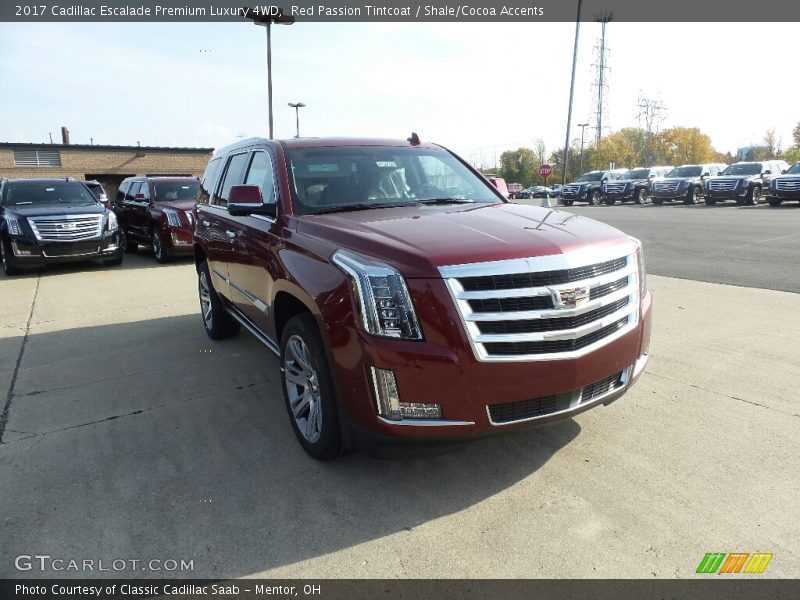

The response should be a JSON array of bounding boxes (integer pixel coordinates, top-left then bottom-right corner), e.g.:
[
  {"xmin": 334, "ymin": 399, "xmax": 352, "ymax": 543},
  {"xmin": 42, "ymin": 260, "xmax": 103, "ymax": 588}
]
[
  {"xmin": 782, "ymin": 169, "xmax": 788, "ymax": 174},
  {"xmin": 228, "ymin": 185, "xmax": 276, "ymax": 218}
]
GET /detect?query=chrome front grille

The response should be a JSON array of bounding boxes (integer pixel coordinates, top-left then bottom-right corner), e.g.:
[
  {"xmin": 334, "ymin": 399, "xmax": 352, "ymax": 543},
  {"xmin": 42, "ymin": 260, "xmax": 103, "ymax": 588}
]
[
  {"xmin": 28, "ymin": 214, "xmax": 103, "ymax": 242},
  {"xmin": 775, "ymin": 178, "xmax": 800, "ymax": 191},
  {"xmin": 708, "ymin": 179, "xmax": 738, "ymax": 192},
  {"xmin": 562, "ymin": 184, "xmax": 581, "ymax": 195},
  {"xmin": 653, "ymin": 181, "xmax": 680, "ymax": 193},
  {"xmin": 439, "ymin": 244, "xmax": 639, "ymax": 361},
  {"xmin": 604, "ymin": 182, "xmax": 627, "ymax": 194}
]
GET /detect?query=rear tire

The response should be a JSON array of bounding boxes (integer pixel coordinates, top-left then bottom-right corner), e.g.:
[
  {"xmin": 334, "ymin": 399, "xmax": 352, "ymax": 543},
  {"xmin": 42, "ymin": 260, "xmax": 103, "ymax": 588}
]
[
  {"xmin": 280, "ymin": 314, "xmax": 343, "ymax": 460},
  {"xmin": 198, "ymin": 261, "xmax": 240, "ymax": 340},
  {"xmin": 120, "ymin": 228, "xmax": 138, "ymax": 253}
]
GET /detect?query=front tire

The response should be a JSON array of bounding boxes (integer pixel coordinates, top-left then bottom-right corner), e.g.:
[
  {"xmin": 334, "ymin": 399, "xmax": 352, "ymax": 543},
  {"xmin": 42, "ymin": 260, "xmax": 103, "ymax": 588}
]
[
  {"xmin": 653, "ymin": 197, "xmax": 664, "ymax": 206},
  {"xmin": 562, "ymin": 199, "xmax": 574, "ymax": 206},
  {"xmin": 1, "ymin": 238, "xmax": 22, "ymax": 276},
  {"xmin": 152, "ymin": 228, "xmax": 169, "ymax": 263},
  {"xmin": 634, "ymin": 188, "xmax": 647, "ymax": 205},
  {"xmin": 686, "ymin": 186, "xmax": 701, "ymax": 205},
  {"xmin": 280, "ymin": 314, "xmax": 343, "ymax": 460},
  {"xmin": 198, "ymin": 261, "xmax": 239, "ymax": 340},
  {"xmin": 746, "ymin": 185, "xmax": 761, "ymax": 206},
  {"xmin": 587, "ymin": 190, "xmax": 599, "ymax": 206}
]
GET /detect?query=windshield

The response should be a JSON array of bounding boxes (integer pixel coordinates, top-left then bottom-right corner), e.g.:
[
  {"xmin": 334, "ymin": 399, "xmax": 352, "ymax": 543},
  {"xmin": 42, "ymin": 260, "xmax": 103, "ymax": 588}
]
[
  {"xmin": 576, "ymin": 172, "xmax": 603, "ymax": 182},
  {"xmin": 285, "ymin": 145, "xmax": 502, "ymax": 215},
  {"xmin": 786, "ymin": 163, "xmax": 800, "ymax": 175},
  {"xmin": 721, "ymin": 163, "xmax": 761, "ymax": 176},
  {"xmin": 667, "ymin": 166, "xmax": 702, "ymax": 178},
  {"xmin": 2, "ymin": 182, "xmax": 97, "ymax": 207},
  {"xmin": 623, "ymin": 168, "xmax": 650, "ymax": 180},
  {"xmin": 153, "ymin": 181, "xmax": 200, "ymax": 202}
]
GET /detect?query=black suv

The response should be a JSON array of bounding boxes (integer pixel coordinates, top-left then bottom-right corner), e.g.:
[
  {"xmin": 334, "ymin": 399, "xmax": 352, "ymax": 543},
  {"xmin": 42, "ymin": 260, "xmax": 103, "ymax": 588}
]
[
  {"xmin": 704, "ymin": 161, "xmax": 788, "ymax": 206},
  {"xmin": 0, "ymin": 178, "xmax": 123, "ymax": 276},
  {"xmin": 602, "ymin": 166, "xmax": 673, "ymax": 205},
  {"xmin": 765, "ymin": 161, "xmax": 800, "ymax": 206},
  {"xmin": 561, "ymin": 170, "xmax": 626, "ymax": 206},
  {"xmin": 651, "ymin": 164, "xmax": 727, "ymax": 205}
]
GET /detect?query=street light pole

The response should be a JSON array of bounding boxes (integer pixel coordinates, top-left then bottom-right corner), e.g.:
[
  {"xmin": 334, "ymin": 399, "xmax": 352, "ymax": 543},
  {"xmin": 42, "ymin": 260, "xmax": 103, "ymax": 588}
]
[
  {"xmin": 247, "ymin": 10, "xmax": 295, "ymax": 139},
  {"xmin": 577, "ymin": 123, "xmax": 589, "ymax": 174},
  {"xmin": 288, "ymin": 102, "xmax": 306, "ymax": 138}
]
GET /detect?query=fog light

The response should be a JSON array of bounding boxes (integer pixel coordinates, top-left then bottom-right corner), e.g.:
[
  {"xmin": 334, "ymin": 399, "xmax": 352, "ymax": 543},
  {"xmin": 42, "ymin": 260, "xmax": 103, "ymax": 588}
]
[
  {"xmin": 370, "ymin": 367, "xmax": 442, "ymax": 421},
  {"xmin": 10, "ymin": 241, "xmax": 31, "ymax": 256}
]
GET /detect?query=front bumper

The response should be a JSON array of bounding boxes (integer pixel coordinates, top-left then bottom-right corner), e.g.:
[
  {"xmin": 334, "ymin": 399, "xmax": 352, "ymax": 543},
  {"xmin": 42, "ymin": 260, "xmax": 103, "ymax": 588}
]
[
  {"xmin": 163, "ymin": 226, "xmax": 194, "ymax": 254},
  {"xmin": 331, "ymin": 284, "xmax": 653, "ymax": 455},
  {"xmin": 706, "ymin": 187, "xmax": 748, "ymax": 200},
  {"xmin": 768, "ymin": 190, "xmax": 800, "ymax": 200},
  {"xmin": 5, "ymin": 234, "xmax": 122, "ymax": 267},
  {"xmin": 604, "ymin": 191, "xmax": 635, "ymax": 201}
]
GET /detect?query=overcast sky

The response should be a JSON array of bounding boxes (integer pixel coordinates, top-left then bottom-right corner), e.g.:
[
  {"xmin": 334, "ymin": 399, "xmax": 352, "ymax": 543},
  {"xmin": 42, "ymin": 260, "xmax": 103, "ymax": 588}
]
[{"xmin": 1, "ymin": 21, "xmax": 797, "ymax": 166}]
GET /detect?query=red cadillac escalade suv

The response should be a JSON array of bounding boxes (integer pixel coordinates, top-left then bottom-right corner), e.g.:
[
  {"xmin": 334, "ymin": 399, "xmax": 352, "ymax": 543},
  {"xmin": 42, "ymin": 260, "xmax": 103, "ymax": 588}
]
[{"xmin": 193, "ymin": 136, "xmax": 652, "ymax": 459}]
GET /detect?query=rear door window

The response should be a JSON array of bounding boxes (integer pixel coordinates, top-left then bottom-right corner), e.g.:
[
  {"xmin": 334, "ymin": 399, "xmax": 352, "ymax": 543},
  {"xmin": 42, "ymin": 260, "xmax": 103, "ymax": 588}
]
[{"xmin": 214, "ymin": 153, "xmax": 250, "ymax": 207}]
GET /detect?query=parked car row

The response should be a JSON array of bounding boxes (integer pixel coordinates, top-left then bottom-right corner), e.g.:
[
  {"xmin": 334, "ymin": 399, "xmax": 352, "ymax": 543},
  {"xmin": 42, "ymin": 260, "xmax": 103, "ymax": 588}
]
[{"xmin": 556, "ymin": 160, "xmax": 799, "ymax": 207}]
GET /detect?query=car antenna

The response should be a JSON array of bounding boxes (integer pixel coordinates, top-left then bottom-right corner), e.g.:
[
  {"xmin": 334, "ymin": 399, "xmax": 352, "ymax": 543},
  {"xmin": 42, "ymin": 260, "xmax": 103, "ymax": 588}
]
[{"xmin": 407, "ymin": 132, "xmax": 420, "ymax": 146}]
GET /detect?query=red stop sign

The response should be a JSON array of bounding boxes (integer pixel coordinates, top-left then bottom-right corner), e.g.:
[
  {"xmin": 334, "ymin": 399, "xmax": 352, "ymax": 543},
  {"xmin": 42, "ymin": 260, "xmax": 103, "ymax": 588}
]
[{"xmin": 538, "ymin": 164, "xmax": 553, "ymax": 178}]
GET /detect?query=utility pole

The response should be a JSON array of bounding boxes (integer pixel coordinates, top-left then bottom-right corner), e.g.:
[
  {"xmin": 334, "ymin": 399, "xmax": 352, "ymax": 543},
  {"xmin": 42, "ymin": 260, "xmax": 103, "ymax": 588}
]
[
  {"xmin": 561, "ymin": 0, "xmax": 583, "ymax": 187},
  {"xmin": 593, "ymin": 13, "xmax": 613, "ymax": 145}
]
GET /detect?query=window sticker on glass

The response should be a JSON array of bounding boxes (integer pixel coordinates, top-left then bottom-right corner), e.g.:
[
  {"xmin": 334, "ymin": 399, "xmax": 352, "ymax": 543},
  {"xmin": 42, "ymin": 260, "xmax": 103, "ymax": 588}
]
[
  {"xmin": 308, "ymin": 163, "xmax": 340, "ymax": 173},
  {"xmin": 376, "ymin": 161, "xmax": 398, "ymax": 168}
]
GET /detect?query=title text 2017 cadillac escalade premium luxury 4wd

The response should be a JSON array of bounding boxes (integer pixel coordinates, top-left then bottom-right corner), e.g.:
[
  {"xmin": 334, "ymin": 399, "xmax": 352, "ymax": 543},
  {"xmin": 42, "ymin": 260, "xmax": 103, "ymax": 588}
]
[
  {"xmin": 193, "ymin": 137, "xmax": 652, "ymax": 459},
  {"xmin": 1, "ymin": 178, "xmax": 123, "ymax": 276}
]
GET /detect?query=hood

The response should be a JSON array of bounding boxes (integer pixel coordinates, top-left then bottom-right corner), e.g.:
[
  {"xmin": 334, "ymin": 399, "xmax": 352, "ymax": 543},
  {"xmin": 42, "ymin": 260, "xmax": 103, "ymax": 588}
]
[
  {"xmin": 154, "ymin": 199, "xmax": 196, "ymax": 211},
  {"xmin": 4, "ymin": 203, "xmax": 104, "ymax": 218},
  {"xmin": 716, "ymin": 173, "xmax": 760, "ymax": 180},
  {"xmin": 658, "ymin": 177, "xmax": 696, "ymax": 182},
  {"xmin": 296, "ymin": 203, "xmax": 633, "ymax": 278},
  {"xmin": 609, "ymin": 179, "xmax": 639, "ymax": 185},
  {"xmin": 774, "ymin": 174, "xmax": 800, "ymax": 180}
]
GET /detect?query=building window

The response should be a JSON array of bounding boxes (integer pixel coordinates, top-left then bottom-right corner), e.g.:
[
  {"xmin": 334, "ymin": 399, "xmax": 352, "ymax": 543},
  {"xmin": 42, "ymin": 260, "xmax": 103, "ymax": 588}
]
[{"xmin": 13, "ymin": 149, "xmax": 62, "ymax": 167}]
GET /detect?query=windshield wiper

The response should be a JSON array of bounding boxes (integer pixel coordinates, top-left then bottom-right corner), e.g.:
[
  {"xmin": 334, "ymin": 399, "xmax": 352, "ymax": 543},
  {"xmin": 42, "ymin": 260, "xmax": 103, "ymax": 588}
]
[
  {"xmin": 312, "ymin": 202, "xmax": 410, "ymax": 215},
  {"xmin": 415, "ymin": 198, "xmax": 474, "ymax": 205}
]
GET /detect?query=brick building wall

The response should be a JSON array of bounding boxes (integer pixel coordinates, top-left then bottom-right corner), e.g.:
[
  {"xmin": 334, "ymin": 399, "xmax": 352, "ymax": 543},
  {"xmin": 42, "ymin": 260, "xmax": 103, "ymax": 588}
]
[{"xmin": 0, "ymin": 143, "xmax": 213, "ymax": 201}]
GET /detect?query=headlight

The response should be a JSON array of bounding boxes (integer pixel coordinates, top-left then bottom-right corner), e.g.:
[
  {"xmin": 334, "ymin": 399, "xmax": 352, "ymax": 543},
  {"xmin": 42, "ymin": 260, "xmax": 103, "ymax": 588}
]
[
  {"xmin": 332, "ymin": 249, "xmax": 423, "ymax": 340},
  {"xmin": 6, "ymin": 216, "xmax": 22, "ymax": 236},
  {"xmin": 164, "ymin": 209, "xmax": 182, "ymax": 227},
  {"xmin": 106, "ymin": 211, "xmax": 118, "ymax": 232},
  {"xmin": 630, "ymin": 236, "xmax": 647, "ymax": 299}
]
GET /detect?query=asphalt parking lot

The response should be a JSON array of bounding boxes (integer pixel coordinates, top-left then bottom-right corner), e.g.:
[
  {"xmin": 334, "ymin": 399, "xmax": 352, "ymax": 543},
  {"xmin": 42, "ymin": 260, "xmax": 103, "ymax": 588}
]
[{"xmin": 1, "ymin": 206, "xmax": 798, "ymax": 578}]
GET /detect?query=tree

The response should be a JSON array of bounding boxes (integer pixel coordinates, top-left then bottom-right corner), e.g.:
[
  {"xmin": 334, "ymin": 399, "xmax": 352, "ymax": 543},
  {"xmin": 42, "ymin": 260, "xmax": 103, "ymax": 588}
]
[
  {"xmin": 762, "ymin": 128, "xmax": 781, "ymax": 159},
  {"xmin": 782, "ymin": 147, "xmax": 800, "ymax": 164},
  {"xmin": 653, "ymin": 127, "xmax": 715, "ymax": 166},
  {"xmin": 590, "ymin": 128, "xmax": 645, "ymax": 170},
  {"xmin": 793, "ymin": 122, "xmax": 800, "ymax": 148},
  {"xmin": 499, "ymin": 148, "xmax": 538, "ymax": 187}
]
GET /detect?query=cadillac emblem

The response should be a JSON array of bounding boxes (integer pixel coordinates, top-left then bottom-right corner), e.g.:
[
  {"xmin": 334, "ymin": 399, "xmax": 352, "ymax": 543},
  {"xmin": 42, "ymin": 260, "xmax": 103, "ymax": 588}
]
[{"xmin": 550, "ymin": 286, "xmax": 589, "ymax": 309}]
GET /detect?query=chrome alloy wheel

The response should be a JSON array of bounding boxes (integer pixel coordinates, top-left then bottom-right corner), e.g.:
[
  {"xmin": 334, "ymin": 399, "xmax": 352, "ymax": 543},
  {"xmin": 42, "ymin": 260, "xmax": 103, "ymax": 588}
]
[
  {"xmin": 283, "ymin": 334, "xmax": 323, "ymax": 443},
  {"xmin": 199, "ymin": 271, "xmax": 213, "ymax": 329}
]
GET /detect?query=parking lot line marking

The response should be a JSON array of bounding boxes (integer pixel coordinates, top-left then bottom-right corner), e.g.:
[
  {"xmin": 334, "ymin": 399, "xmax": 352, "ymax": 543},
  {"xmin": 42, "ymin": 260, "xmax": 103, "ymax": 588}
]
[{"xmin": 0, "ymin": 275, "xmax": 40, "ymax": 445}]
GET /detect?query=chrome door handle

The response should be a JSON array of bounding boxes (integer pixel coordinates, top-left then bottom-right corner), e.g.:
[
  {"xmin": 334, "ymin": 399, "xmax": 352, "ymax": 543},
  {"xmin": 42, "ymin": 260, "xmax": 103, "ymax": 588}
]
[
  {"xmin": 202, "ymin": 220, "xmax": 211, "ymax": 227},
  {"xmin": 225, "ymin": 230, "xmax": 236, "ymax": 238}
]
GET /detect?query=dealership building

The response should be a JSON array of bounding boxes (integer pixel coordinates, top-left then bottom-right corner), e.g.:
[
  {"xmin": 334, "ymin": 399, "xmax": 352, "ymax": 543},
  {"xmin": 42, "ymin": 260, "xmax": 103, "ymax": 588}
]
[{"xmin": 0, "ymin": 141, "xmax": 214, "ymax": 200}]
